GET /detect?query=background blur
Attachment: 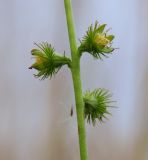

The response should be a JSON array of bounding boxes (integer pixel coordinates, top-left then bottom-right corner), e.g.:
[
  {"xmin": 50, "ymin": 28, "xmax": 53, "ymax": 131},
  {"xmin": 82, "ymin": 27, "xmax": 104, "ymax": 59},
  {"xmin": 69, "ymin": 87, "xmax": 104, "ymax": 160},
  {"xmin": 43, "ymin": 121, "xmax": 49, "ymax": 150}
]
[{"xmin": 0, "ymin": 0, "xmax": 148, "ymax": 160}]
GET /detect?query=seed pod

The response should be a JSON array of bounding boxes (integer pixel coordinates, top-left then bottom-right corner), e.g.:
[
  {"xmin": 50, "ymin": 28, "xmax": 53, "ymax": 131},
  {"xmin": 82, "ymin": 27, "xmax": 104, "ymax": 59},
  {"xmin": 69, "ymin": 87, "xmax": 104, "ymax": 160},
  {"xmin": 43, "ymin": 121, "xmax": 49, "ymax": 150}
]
[{"xmin": 83, "ymin": 88, "xmax": 114, "ymax": 125}]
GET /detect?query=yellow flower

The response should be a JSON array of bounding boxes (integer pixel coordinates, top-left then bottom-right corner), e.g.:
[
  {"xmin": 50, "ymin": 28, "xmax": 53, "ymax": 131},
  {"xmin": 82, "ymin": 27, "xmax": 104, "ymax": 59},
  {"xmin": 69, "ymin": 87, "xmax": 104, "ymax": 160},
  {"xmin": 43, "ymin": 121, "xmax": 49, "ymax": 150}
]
[
  {"xmin": 94, "ymin": 34, "xmax": 110, "ymax": 46},
  {"xmin": 79, "ymin": 21, "xmax": 115, "ymax": 59}
]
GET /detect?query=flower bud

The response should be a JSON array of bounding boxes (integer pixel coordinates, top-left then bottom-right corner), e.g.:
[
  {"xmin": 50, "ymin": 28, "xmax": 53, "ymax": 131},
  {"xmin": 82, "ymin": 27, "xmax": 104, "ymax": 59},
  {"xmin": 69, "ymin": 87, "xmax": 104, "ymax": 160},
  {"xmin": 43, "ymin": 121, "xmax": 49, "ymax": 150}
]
[
  {"xmin": 79, "ymin": 21, "xmax": 115, "ymax": 59},
  {"xmin": 29, "ymin": 42, "xmax": 71, "ymax": 79}
]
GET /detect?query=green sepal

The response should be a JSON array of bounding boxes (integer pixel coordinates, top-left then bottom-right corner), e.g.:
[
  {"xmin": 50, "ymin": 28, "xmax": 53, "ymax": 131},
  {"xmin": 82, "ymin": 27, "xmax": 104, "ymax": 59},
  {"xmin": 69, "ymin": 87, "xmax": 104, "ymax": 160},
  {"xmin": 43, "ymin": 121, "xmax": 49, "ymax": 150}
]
[
  {"xmin": 106, "ymin": 35, "xmax": 115, "ymax": 41},
  {"xmin": 97, "ymin": 24, "xmax": 106, "ymax": 33},
  {"xmin": 100, "ymin": 47, "xmax": 114, "ymax": 53}
]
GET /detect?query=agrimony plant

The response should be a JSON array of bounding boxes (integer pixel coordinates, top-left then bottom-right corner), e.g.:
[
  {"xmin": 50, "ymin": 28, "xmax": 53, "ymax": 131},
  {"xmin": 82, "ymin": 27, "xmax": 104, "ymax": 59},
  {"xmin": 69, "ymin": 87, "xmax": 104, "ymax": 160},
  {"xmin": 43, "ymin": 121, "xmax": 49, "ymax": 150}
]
[{"xmin": 29, "ymin": 0, "xmax": 116, "ymax": 160}]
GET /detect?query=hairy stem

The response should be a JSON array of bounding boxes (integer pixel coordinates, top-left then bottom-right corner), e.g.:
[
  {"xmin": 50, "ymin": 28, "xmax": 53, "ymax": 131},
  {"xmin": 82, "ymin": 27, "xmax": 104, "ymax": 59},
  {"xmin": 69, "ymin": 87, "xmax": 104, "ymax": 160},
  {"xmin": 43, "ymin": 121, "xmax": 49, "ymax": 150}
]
[{"xmin": 64, "ymin": 0, "xmax": 88, "ymax": 160}]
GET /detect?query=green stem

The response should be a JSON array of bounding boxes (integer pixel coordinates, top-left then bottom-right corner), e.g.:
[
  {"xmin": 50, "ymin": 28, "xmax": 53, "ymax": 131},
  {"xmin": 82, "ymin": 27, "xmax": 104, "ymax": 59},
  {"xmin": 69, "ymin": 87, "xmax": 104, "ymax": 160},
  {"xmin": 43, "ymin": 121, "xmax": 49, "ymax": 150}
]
[{"xmin": 64, "ymin": 0, "xmax": 88, "ymax": 160}]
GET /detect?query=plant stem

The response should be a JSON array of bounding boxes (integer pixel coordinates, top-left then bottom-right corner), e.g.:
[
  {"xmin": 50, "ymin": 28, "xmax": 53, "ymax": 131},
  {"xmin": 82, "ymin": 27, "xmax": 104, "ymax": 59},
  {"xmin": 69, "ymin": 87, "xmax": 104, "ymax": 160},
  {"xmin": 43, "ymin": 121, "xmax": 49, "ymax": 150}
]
[{"xmin": 64, "ymin": 0, "xmax": 88, "ymax": 160}]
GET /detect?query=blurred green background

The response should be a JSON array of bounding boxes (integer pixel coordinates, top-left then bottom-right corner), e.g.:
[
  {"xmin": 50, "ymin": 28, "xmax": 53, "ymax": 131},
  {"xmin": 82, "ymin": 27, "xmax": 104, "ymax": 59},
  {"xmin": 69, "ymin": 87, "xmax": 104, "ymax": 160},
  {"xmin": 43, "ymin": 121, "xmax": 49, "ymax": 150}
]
[{"xmin": 0, "ymin": 0, "xmax": 148, "ymax": 160}]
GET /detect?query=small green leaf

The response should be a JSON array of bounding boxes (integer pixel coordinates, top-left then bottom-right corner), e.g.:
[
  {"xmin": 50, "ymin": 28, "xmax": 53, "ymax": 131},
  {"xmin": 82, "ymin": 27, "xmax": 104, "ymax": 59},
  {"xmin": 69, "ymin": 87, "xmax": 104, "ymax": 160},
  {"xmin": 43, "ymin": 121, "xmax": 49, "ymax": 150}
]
[
  {"xmin": 106, "ymin": 35, "xmax": 115, "ymax": 41},
  {"xmin": 97, "ymin": 24, "xmax": 106, "ymax": 33},
  {"xmin": 101, "ymin": 47, "xmax": 114, "ymax": 53}
]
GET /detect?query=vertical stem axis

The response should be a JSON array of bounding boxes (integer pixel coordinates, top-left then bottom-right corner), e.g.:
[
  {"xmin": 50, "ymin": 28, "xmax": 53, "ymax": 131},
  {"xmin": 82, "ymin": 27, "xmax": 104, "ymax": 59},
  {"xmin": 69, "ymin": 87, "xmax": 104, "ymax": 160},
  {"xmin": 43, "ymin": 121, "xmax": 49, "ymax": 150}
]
[{"xmin": 64, "ymin": 0, "xmax": 88, "ymax": 160}]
